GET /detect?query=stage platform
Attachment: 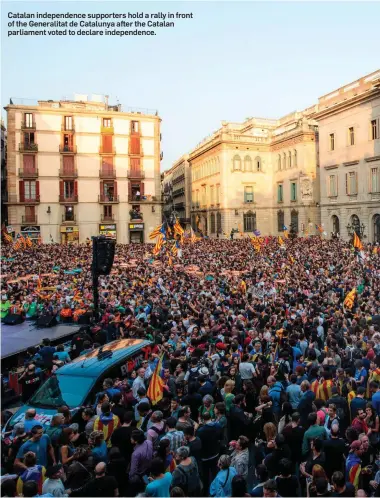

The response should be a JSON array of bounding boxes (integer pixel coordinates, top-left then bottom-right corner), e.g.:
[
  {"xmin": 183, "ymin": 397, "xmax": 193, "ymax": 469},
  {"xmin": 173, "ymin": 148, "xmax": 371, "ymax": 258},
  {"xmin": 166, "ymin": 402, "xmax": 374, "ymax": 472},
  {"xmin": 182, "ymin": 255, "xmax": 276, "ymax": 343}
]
[{"xmin": 1, "ymin": 321, "xmax": 80, "ymax": 359}]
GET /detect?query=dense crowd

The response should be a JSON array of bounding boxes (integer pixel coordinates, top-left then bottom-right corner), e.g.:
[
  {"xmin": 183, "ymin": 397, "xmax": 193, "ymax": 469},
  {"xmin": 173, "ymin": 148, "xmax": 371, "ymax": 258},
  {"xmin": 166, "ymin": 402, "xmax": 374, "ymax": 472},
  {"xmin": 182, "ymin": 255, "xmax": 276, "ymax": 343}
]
[{"xmin": 1, "ymin": 236, "xmax": 380, "ymax": 498}]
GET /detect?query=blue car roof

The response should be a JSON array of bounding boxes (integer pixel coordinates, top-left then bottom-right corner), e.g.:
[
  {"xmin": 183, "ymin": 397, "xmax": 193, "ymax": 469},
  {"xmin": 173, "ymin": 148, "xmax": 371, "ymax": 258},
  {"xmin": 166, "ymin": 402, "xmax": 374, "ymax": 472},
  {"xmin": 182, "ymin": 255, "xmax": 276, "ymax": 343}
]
[{"xmin": 56, "ymin": 338, "xmax": 152, "ymax": 378}]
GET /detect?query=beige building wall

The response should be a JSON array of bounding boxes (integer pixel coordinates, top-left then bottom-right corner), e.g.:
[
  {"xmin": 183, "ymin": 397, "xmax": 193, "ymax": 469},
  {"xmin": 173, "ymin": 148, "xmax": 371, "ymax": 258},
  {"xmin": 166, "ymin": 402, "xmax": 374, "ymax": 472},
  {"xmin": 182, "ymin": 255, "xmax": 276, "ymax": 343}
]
[
  {"xmin": 315, "ymin": 70, "xmax": 380, "ymax": 242},
  {"xmin": 5, "ymin": 97, "xmax": 162, "ymax": 244}
]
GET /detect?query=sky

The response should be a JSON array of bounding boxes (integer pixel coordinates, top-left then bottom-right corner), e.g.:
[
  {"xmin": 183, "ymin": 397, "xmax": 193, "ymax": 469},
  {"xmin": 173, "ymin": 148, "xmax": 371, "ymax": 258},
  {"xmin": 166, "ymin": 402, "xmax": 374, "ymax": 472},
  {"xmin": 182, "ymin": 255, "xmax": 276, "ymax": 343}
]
[{"xmin": 1, "ymin": 1, "xmax": 380, "ymax": 171}]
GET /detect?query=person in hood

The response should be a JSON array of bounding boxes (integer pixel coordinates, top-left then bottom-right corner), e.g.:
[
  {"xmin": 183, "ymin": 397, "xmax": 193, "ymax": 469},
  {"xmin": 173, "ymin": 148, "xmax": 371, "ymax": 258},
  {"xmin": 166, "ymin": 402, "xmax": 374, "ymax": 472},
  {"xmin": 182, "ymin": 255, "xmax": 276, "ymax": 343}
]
[
  {"xmin": 93, "ymin": 401, "xmax": 120, "ymax": 448},
  {"xmin": 345, "ymin": 440, "xmax": 364, "ymax": 491}
]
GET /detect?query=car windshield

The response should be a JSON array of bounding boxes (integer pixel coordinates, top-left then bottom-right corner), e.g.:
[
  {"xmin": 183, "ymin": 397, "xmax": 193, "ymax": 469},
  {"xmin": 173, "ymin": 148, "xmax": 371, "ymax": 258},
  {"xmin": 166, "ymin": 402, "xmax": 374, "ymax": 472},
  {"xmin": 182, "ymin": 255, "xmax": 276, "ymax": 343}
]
[{"xmin": 29, "ymin": 375, "xmax": 94, "ymax": 409}]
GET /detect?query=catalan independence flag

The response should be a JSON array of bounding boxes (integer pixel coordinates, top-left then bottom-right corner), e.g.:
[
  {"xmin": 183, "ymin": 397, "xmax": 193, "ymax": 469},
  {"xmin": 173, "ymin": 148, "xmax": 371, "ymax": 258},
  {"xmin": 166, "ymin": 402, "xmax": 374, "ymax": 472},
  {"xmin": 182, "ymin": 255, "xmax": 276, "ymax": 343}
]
[
  {"xmin": 353, "ymin": 232, "xmax": 363, "ymax": 251},
  {"xmin": 278, "ymin": 236, "xmax": 284, "ymax": 246},
  {"xmin": 147, "ymin": 354, "xmax": 165, "ymax": 405},
  {"xmin": 311, "ymin": 379, "xmax": 319, "ymax": 397},
  {"xmin": 173, "ymin": 218, "xmax": 184, "ymax": 241},
  {"xmin": 317, "ymin": 379, "xmax": 333, "ymax": 401},
  {"xmin": 149, "ymin": 224, "xmax": 163, "ymax": 240},
  {"xmin": 346, "ymin": 452, "xmax": 362, "ymax": 490},
  {"xmin": 93, "ymin": 413, "xmax": 120, "ymax": 447},
  {"xmin": 344, "ymin": 288, "xmax": 356, "ymax": 310},
  {"xmin": 25, "ymin": 235, "xmax": 33, "ymax": 248}
]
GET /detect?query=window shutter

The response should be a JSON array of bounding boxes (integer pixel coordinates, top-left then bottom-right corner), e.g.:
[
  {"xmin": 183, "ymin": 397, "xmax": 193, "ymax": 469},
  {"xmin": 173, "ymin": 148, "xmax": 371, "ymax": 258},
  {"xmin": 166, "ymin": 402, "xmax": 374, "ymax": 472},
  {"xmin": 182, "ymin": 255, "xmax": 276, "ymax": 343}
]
[
  {"xmin": 128, "ymin": 182, "xmax": 132, "ymax": 200},
  {"xmin": 355, "ymin": 173, "xmax": 358, "ymax": 194},
  {"xmin": 345, "ymin": 174, "xmax": 349, "ymax": 195},
  {"xmin": 74, "ymin": 180, "xmax": 78, "ymax": 198},
  {"xmin": 60, "ymin": 180, "xmax": 64, "ymax": 197},
  {"xmin": 140, "ymin": 182, "xmax": 145, "ymax": 196},
  {"xmin": 19, "ymin": 181, "xmax": 25, "ymax": 202},
  {"xmin": 114, "ymin": 181, "xmax": 118, "ymax": 198},
  {"xmin": 100, "ymin": 181, "xmax": 104, "ymax": 197},
  {"xmin": 35, "ymin": 181, "xmax": 40, "ymax": 199}
]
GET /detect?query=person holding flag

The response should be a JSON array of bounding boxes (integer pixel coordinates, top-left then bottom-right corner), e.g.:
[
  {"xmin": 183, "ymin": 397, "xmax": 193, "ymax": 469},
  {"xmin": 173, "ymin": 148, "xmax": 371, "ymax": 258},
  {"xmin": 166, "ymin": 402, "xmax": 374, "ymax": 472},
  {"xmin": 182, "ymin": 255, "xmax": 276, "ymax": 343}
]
[{"xmin": 147, "ymin": 354, "xmax": 165, "ymax": 406}]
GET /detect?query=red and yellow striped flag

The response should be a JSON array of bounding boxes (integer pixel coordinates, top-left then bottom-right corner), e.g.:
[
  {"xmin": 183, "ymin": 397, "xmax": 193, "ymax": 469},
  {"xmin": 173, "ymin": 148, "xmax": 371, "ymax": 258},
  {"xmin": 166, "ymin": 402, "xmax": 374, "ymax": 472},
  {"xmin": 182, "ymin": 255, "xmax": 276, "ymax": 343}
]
[
  {"xmin": 353, "ymin": 232, "xmax": 363, "ymax": 251},
  {"xmin": 344, "ymin": 288, "xmax": 356, "ymax": 310},
  {"xmin": 278, "ymin": 236, "xmax": 284, "ymax": 246},
  {"xmin": 147, "ymin": 354, "xmax": 165, "ymax": 405},
  {"xmin": 25, "ymin": 235, "xmax": 33, "ymax": 248}
]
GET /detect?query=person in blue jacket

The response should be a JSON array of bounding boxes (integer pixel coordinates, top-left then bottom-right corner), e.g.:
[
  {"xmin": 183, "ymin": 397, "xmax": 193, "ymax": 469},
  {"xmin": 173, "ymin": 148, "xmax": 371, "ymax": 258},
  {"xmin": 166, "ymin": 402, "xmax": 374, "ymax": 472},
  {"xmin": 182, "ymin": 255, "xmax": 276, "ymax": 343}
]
[{"xmin": 210, "ymin": 454, "xmax": 237, "ymax": 497}]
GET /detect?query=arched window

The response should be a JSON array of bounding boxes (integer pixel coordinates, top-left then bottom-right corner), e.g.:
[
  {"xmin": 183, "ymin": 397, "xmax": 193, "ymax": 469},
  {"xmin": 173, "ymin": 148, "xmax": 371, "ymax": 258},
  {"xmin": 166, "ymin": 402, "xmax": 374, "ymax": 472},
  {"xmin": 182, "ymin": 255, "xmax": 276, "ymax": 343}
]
[
  {"xmin": 351, "ymin": 214, "xmax": 360, "ymax": 236},
  {"xmin": 332, "ymin": 215, "xmax": 340, "ymax": 235},
  {"xmin": 373, "ymin": 214, "xmax": 380, "ymax": 243},
  {"xmin": 244, "ymin": 156, "xmax": 252, "ymax": 172},
  {"xmin": 278, "ymin": 155, "xmax": 281, "ymax": 171},
  {"xmin": 233, "ymin": 155, "xmax": 241, "ymax": 171},
  {"xmin": 277, "ymin": 210, "xmax": 284, "ymax": 232},
  {"xmin": 290, "ymin": 209, "xmax": 299, "ymax": 233},
  {"xmin": 255, "ymin": 157, "xmax": 261, "ymax": 172},
  {"xmin": 294, "ymin": 150, "xmax": 297, "ymax": 167},
  {"xmin": 288, "ymin": 152, "xmax": 292, "ymax": 168},
  {"xmin": 243, "ymin": 210, "xmax": 256, "ymax": 232},
  {"xmin": 283, "ymin": 153, "xmax": 286, "ymax": 170},
  {"xmin": 210, "ymin": 213, "xmax": 216, "ymax": 234},
  {"xmin": 217, "ymin": 212, "xmax": 222, "ymax": 234}
]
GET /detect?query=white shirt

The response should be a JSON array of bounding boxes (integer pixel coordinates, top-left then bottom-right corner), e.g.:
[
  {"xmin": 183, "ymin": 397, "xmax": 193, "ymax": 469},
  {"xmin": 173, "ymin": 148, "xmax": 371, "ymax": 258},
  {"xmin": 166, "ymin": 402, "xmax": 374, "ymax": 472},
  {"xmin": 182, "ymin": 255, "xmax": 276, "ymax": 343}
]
[
  {"xmin": 132, "ymin": 376, "xmax": 146, "ymax": 399},
  {"xmin": 239, "ymin": 362, "xmax": 256, "ymax": 380}
]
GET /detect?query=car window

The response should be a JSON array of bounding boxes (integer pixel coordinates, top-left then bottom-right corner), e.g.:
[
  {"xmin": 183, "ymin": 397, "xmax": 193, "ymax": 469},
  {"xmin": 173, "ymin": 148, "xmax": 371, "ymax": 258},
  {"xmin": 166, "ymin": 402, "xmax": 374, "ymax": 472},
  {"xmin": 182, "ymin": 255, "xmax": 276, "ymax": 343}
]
[{"xmin": 29, "ymin": 375, "xmax": 94, "ymax": 409}]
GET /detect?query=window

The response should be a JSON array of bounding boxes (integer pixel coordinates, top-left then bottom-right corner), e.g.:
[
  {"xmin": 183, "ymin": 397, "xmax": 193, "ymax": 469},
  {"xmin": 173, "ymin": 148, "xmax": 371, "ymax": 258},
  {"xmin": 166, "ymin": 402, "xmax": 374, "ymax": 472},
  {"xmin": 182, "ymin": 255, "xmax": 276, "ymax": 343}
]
[
  {"xmin": 278, "ymin": 155, "xmax": 281, "ymax": 171},
  {"xmin": 64, "ymin": 116, "xmax": 73, "ymax": 131},
  {"xmin": 24, "ymin": 132, "xmax": 35, "ymax": 145},
  {"xmin": 329, "ymin": 133, "xmax": 335, "ymax": 151},
  {"xmin": 202, "ymin": 186, "xmax": 206, "ymax": 205},
  {"xmin": 25, "ymin": 180, "xmax": 36, "ymax": 200},
  {"xmin": 371, "ymin": 168, "xmax": 379, "ymax": 193},
  {"xmin": 63, "ymin": 134, "xmax": 73, "ymax": 151},
  {"xmin": 255, "ymin": 157, "xmax": 261, "ymax": 172},
  {"xmin": 290, "ymin": 182, "xmax": 297, "ymax": 201},
  {"xmin": 23, "ymin": 155, "xmax": 35, "ymax": 174},
  {"xmin": 210, "ymin": 213, "xmax": 216, "ymax": 234},
  {"xmin": 210, "ymin": 185, "xmax": 215, "ymax": 205},
  {"xmin": 217, "ymin": 212, "xmax": 222, "ymax": 233},
  {"xmin": 244, "ymin": 186, "xmax": 254, "ymax": 203},
  {"xmin": 288, "ymin": 152, "xmax": 292, "ymax": 168},
  {"xmin": 372, "ymin": 120, "xmax": 378, "ymax": 140},
  {"xmin": 233, "ymin": 155, "xmax": 241, "ymax": 171},
  {"xmin": 104, "ymin": 205, "xmax": 113, "ymax": 218},
  {"xmin": 346, "ymin": 172, "xmax": 357, "ymax": 195},
  {"xmin": 64, "ymin": 181, "xmax": 74, "ymax": 199},
  {"xmin": 244, "ymin": 156, "xmax": 252, "ymax": 172},
  {"xmin": 24, "ymin": 113, "xmax": 33, "ymax": 128},
  {"xmin": 277, "ymin": 211, "xmax": 284, "ymax": 232},
  {"xmin": 277, "ymin": 184, "xmax": 283, "ymax": 202},
  {"xmin": 328, "ymin": 175, "xmax": 337, "ymax": 197},
  {"xmin": 283, "ymin": 154, "xmax": 286, "ymax": 170},
  {"xmin": 131, "ymin": 121, "xmax": 139, "ymax": 133},
  {"xmin": 294, "ymin": 150, "xmax": 297, "ymax": 167},
  {"xmin": 332, "ymin": 215, "xmax": 340, "ymax": 234},
  {"xmin": 290, "ymin": 210, "xmax": 299, "ymax": 232},
  {"xmin": 243, "ymin": 211, "xmax": 256, "ymax": 232},
  {"xmin": 216, "ymin": 185, "xmax": 220, "ymax": 204},
  {"xmin": 349, "ymin": 127, "xmax": 355, "ymax": 146},
  {"xmin": 64, "ymin": 206, "xmax": 74, "ymax": 221},
  {"xmin": 103, "ymin": 118, "xmax": 111, "ymax": 128}
]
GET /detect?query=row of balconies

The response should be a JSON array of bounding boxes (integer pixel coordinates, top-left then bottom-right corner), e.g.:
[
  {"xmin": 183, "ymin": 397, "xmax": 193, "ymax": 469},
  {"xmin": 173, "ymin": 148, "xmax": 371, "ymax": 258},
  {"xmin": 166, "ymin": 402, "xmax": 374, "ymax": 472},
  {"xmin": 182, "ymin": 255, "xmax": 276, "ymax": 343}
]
[
  {"xmin": 21, "ymin": 213, "xmax": 118, "ymax": 224},
  {"xmin": 18, "ymin": 143, "xmax": 144, "ymax": 155},
  {"xmin": 16, "ymin": 194, "xmax": 159, "ymax": 205},
  {"xmin": 18, "ymin": 168, "xmax": 146, "ymax": 180},
  {"xmin": 21, "ymin": 122, "xmax": 143, "ymax": 136}
]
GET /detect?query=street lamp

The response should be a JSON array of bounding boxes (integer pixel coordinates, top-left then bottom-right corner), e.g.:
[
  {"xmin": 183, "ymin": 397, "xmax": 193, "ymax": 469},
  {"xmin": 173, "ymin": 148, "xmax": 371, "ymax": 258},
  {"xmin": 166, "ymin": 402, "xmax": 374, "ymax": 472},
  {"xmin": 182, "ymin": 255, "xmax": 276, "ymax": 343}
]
[{"xmin": 346, "ymin": 222, "xmax": 365, "ymax": 237}]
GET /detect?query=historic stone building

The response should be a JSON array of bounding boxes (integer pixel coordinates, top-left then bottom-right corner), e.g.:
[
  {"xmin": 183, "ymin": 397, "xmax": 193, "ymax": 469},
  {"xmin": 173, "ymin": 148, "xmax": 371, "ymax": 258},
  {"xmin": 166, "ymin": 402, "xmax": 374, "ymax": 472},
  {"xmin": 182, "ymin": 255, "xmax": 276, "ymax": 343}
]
[
  {"xmin": 188, "ymin": 113, "xmax": 320, "ymax": 237},
  {"xmin": 313, "ymin": 70, "xmax": 380, "ymax": 242},
  {"xmin": 162, "ymin": 154, "xmax": 191, "ymax": 226},
  {"xmin": 4, "ymin": 95, "xmax": 162, "ymax": 244}
]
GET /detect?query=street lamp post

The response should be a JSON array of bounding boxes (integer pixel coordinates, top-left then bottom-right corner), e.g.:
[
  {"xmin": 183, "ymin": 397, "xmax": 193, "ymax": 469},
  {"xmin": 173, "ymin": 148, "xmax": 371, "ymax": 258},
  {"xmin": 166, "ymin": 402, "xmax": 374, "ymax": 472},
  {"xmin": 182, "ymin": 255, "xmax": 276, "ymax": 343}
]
[{"xmin": 346, "ymin": 222, "xmax": 366, "ymax": 238}]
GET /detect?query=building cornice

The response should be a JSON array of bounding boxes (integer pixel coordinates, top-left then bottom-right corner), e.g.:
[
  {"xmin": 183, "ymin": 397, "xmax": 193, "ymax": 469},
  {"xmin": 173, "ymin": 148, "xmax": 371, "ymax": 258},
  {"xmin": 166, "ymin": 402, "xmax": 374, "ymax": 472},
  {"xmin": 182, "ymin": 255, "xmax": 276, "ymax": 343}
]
[
  {"xmin": 365, "ymin": 155, "xmax": 380, "ymax": 163},
  {"xmin": 324, "ymin": 164, "xmax": 339, "ymax": 170},
  {"xmin": 343, "ymin": 160, "xmax": 360, "ymax": 167}
]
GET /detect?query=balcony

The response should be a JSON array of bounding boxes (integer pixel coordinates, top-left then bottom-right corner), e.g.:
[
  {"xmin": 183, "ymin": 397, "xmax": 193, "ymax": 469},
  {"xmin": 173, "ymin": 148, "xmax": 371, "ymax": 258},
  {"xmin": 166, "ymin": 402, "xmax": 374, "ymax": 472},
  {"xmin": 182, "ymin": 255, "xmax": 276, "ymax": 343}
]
[
  {"xmin": 59, "ymin": 144, "xmax": 77, "ymax": 154},
  {"xmin": 22, "ymin": 215, "xmax": 38, "ymax": 224},
  {"xmin": 99, "ymin": 168, "xmax": 116, "ymax": 179},
  {"xmin": 127, "ymin": 169, "xmax": 145, "ymax": 179},
  {"xmin": 61, "ymin": 125, "xmax": 75, "ymax": 132},
  {"xmin": 101, "ymin": 214, "xmax": 115, "ymax": 221},
  {"xmin": 99, "ymin": 146, "xmax": 116, "ymax": 155},
  {"xmin": 19, "ymin": 143, "xmax": 38, "ymax": 153},
  {"xmin": 21, "ymin": 121, "xmax": 36, "ymax": 131},
  {"xmin": 99, "ymin": 194, "xmax": 119, "ymax": 203},
  {"xmin": 19, "ymin": 196, "xmax": 40, "ymax": 205},
  {"xmin": 59, "ymin": 195, "xmax": 78, "ymax": 204},
  {"xmin": 128, "ymin": 194, "xmax": 159, "ymax": 203},
  {"xmin": 59, "ymin": 167, "xmax": 78, "ymax": 178},
  {"xmin": 62, "ymin": 214, "xmax": 76, "ymax": 223},
  {"xmin": 19, "ymin": 168, "xmax": 38, "ymax": 179},
  {"xmin": 101, "ymin": 126, "xmax": 114, "ymax": 134}
]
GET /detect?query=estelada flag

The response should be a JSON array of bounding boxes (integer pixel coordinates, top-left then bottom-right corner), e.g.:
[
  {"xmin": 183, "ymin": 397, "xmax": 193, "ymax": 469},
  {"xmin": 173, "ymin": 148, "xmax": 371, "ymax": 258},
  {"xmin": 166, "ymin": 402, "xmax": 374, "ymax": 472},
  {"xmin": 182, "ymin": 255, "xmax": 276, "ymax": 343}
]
[
  {"xmin": 353, "ymin": 232, "xmax": 363, "ymax": 251},
  {"xmin": 344, "ymin": 288, "xmax": 356, "ymax": 309},
  {"xmin": 147, "ymin": 354, "xmax": 165, "ymax": 405}
]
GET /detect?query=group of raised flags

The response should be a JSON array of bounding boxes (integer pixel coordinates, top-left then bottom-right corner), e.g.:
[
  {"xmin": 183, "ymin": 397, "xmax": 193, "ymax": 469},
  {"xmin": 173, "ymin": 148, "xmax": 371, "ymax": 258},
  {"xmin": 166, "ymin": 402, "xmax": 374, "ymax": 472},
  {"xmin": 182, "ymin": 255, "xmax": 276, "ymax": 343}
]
[
  {"xmin": 6, "ymin": 233, "xmax": 34, "ymax": 251},
  {"xmin": 149, "ymin": 217, "xmax": 187, "ymax": 259}
]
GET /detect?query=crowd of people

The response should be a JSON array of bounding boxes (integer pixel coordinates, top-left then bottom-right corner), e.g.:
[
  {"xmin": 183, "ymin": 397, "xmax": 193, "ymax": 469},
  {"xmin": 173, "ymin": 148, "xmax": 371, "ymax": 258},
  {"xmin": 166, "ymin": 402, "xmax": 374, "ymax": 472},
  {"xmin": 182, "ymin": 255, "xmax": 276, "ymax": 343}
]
[{"xmin": 1, "ymin": 235, "xmax": 380, "ymax": 498}]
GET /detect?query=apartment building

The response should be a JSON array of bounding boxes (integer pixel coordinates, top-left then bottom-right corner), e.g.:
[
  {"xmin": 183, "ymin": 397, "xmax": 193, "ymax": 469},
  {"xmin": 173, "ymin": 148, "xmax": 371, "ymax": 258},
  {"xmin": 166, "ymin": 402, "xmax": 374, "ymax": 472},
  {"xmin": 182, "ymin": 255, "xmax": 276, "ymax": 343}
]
[
  {"xmin": 4, "ymin": 95, "xmax": 162, "ymax": 243},
  {"xmin": 162, "ymin": 154, "xmax": 191, "ymax": 226},
  {"xmin": 189, "ymin": 114, "xmax": 320, "ymax": 237},
  {"xmin": 314, "ymin": 70, "xmax": 380, "ymax": 242}
]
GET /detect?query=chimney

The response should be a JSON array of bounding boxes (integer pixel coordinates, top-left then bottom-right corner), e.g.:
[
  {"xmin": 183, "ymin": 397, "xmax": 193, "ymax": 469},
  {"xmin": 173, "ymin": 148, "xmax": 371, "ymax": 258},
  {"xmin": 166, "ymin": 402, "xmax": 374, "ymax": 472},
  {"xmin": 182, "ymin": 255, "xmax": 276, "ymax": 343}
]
[{"xmin": 105, "ymin": 95, "xmax": 109, "ymax": 110}]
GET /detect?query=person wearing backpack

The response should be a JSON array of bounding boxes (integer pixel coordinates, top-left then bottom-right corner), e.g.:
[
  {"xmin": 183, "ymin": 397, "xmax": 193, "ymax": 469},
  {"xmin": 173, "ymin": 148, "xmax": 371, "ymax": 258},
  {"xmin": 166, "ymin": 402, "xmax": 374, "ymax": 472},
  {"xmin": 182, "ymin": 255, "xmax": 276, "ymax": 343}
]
[
  {"xmin": 147, "ymin": 411, "xmax": 166, "ymax": 449},
  {"xmin": 171, "ymin": 446, "xmax": 203, "ymax": 497},
  {"xmin": 324, "ymin": 403, "xmax": 341, "ymax": 437},
  {"xmin": 210, "ymin": 454, "xmax": 237, "ymax": 497}
]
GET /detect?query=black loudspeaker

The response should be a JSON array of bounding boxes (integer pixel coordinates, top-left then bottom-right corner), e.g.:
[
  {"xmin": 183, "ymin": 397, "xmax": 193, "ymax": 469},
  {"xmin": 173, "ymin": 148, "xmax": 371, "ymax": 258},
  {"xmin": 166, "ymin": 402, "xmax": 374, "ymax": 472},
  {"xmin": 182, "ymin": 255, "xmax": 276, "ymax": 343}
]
[
  {"xmin": 93, "ymin": 236, "xmax": 116, "ymax": 275},
  {"xmin": 3, "ymin": 314, "xmax": 23, "ymax": 325},
  {"xmin": 37, "ymin": 315, "xmax": 57, "ymax": 328}
]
